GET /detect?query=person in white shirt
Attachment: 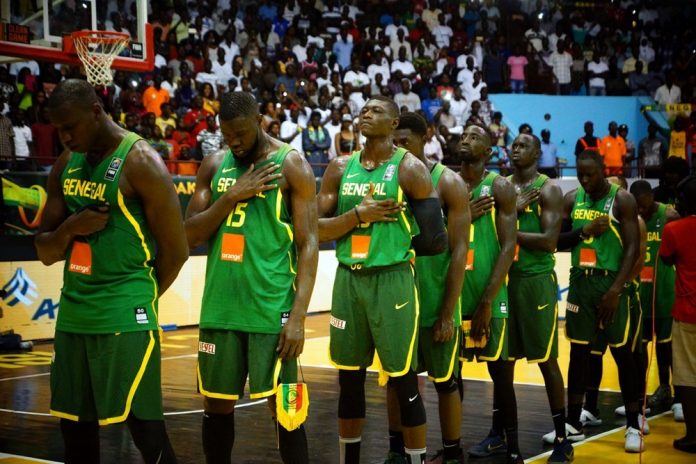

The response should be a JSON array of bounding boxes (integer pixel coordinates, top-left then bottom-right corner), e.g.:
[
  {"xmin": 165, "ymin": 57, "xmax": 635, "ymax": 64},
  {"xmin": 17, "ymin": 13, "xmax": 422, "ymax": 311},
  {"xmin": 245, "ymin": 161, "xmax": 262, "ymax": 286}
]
[
  {"xmin": 431, "ymin": 13, "xmax": 453, "ymax": 48},
  {"xmin": 639, "ymin": 38, "xmax": 655, "ymax": 65},
  {"xmin": 423, "ymin": 124, "xmax": 444, "ymax": 163},
  {"xmin": 211, "ymin": 49, "xmax": 234, "ymax": 91},
  {"xmin": 367, "ymin": 49, "xmax": 391, "ymax": 83},
  {"xmin": 390, "ymin": 29, "xmax": 413, "ymax": 62},
  {"xmin": 384, "ymin": 18, "xmax": 409, "ymax": 41},
  {"xmin": 324, "ymin": 109, "xmax": 342, "ymax": 160},
  {"xmin": 654, "ymin": 72, "xmax": 681, "ymax": 105},
  {"xmin": 343, "ymin": 58, "xmax": 371, "ymax": 89},
  {"xmin": 391, "ymin": 47, "xmax": 417, "ymax": 79},
  {"xmin": 525, "ymin": 19, "xmax": 547, "ymax": 52},
  {"xmin": 448, "ymin": 87, "xmax": 468, "ymax": 127},
  {"xmin": 587, "ymin": 51, "xmax": 609, "ymax": 96},
  {"xmin": 219, "ymin": 28, "xmax": 241, "ymax": 65},
  {"xmin": 195, "ymin": 60, "xmax": 221, "ymax": 97},
  {"xmin": 456, "ymin": 56, "xmax": 477, "ymax": 87},
  {"xmin": 12, "ymin": 110, "xmax": 33, "ymax": 159},
  {"xmin": 394, "ymin": 80, "xmax": 422, "ymax": 113},
  {"xmin": 280, "ymin": 105, "xmax": 304, "ymax": 153},
  {"xmin": 549, "ymin": 40, "xmax": 573, "ymax": 95},
  {"xmin": 461, "ymin": 71, "xmax": 487, "ymax": 105}
]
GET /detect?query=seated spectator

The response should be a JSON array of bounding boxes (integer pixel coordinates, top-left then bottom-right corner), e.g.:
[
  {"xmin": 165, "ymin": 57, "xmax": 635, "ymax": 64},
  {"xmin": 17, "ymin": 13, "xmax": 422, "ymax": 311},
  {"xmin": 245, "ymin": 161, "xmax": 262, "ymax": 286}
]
[
  {"xmin": 196, "ymin": 115, "xmax": 224, "ymax": 157},
  {"xmin": 31, "ymin": 107, "xmax": 58, "ymax": 170},
  {"xmin": 391, "ymin": 47, "xmax": 417, "ymax": 80},
  {"xmin": 176, "ymin": 144, "xmax": 199, "ymax": 176},
  {"xmin": 156, "ymin": 103, "xmax": 178, "ymax": 135},
  {"xmin": 394, "ymin": 79, "xmax": 421, "ymax": 113},
  {"xmin": 421, "ymin": 88, "xmax": 442, "ymax": 123},
  {"xmin": 423, "ymin": 123, "xmax": 445, "ymax": 163},
  {"xmin": 147, "ymin": 125, "xmax": 170, "ymax": 162},
  {"xmin": 163, "ymin": 125, "xmax": 181, "ymax": 174},
  {"xmin": 335, "ymin": 114, "xmax": 360, "ymax": 157},
  {"xmin": 302, "ymin": 111, "xmax": 331, "ymax": 177},
  {"xmin": 200, "ymin": 83, "xmax": 220, "ymax": 115}
]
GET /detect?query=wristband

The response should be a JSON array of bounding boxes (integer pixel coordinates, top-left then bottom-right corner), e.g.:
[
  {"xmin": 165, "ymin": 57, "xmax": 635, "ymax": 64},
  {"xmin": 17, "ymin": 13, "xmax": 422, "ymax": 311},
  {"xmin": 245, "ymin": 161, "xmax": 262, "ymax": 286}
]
[{"xmin": 354, "ymin": 207, "xmax": 363, "ymax": 224}]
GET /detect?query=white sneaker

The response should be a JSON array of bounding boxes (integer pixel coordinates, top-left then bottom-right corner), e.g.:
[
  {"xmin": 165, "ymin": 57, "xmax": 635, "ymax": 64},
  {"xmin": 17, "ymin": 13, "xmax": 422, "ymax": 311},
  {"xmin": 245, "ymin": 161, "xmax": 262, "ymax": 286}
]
[
  {"xmin": 625, "ymin": 427, "xmax": 645, "ymax": 453},
  {"xmin": 580, "ymin": 409, "xmax": 602, "ymax": 426},
  {"xmin": 672, "ymin": 403, "xmax": 685, "ymax": 422},
  {"xmin": 542, "ymin": 423, "xmax": 586, "ymax": 444},
  {"xmin": 614, "ymin": 405, "xmax": 651, "ymax": 416}
]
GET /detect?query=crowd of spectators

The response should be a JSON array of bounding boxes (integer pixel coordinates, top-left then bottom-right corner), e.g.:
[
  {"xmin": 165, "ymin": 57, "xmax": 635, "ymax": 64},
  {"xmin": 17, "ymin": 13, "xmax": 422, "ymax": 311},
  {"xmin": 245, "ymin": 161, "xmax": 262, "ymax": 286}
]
[{"xmin": 0, "ymin": 0, "xmax": 695, "ymax": 177}]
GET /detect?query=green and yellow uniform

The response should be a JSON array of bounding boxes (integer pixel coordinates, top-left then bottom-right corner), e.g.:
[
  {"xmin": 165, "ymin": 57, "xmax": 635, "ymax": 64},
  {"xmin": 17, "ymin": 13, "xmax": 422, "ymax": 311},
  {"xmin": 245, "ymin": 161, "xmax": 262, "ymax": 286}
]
[
  {"xmin": 329, "ymin": 148, "xmax": 420, "ymax": 376},
  {"xmin": 197, "ymin": 145, "xmax": 297, "ymax": 400},
  {"xmin": 51, "ymin": 132, "xmax": 163, "ymax": 424},
  {"xmin": 640, "ymin": 203, "xmax": 676, "ymax": 343},
  {"xmin": 566, "ymin": 184, "xmax": 633, "ymax": 347},
  {"xmin": 461, "ymin": 172, "xmax": 508, "ymax": 362},
  {"xmin": 416, "ymin": 163, "xmax": 460, "ymax": 382},
  {"xmin": 507, "ymin": 174, "xmax": 560, "ymax": 363}
]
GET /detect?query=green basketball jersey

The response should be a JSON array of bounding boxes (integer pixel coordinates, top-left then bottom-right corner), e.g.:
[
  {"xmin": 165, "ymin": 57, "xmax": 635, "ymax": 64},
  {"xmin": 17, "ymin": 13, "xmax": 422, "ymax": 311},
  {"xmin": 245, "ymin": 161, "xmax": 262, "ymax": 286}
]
[
  {"xmin": 461, "ymin": 172, "xmax": 508, "ymax": 318},
  {"xmin": 335, "ymin": 148, "xmax": 418, "ymax": 268},
  {"xmin": 59, "ymin": 132, "xmax": 159, "ymax": 334},
  {"xmin": 571, "ymin": 184, "xmax": 623, "ymax": 272},
  {"xmin": 415, "ymin": 164, "xmax": 461, "ymax": 327},
  {"xmin": 200, "ymin": 145, "xmax": 296, "ymax": 334},
  {"xmin": 509, "ymin": 174, "xmax": 555, "ymax": 276},
  {"xmin": 639, "ymin": 203, "xmax": 676, "ymax": 318}
]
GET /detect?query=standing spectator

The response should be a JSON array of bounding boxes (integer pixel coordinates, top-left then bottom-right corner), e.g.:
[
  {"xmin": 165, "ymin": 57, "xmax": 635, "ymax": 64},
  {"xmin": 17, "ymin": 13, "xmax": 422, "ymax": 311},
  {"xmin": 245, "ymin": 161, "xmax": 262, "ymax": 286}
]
[
  {"xmin": 539, "ymin": 129, "xmax": 558, "ymax": 178},
  {"xmin": 575, "ymin": 121, "xmax": 601, "ymax": 156},
  {"xmin": 456, "ymin": 56, "xmax": 477, "ymax": 88},
  {"xmin": 507, "ymin": 44, "xmax": 528, "ymax": 93},
  {"xmin": 659, "ymin": 176, "xmax": 696, "ymax": 455},
  {"xmin": 525, "ymin": 18, "xmax": 547, "ymax": 52},
  {"xmin": 629, "ymin": 61, "xmax": 651, "ymax": 96},
  {"xmin": 549, "ymin": 40, "xmax": 573, "ymax": 95},
  {"xmin": 0, "ymin": 105, "xmax": 15, "ymax": 170},
  {"xmin": 621, "ymin": 49, "xmax": 647, "ymax": 85},
  {"xmin": 390, "ymin": 29, "xmax": 413, "ymax": 62},
  {"xmin": 334, "ymin": 114, "xmax": 360, "ymax": 157},
  {"xmin": 638, "ymin": 123, "xmax": 667, "ymax": 179},
  {"xmin": 600, "ymin": 121, "xmax": 627, "ymax": 176},
  {"xmin": 394, "ymin": 79, "xmax": 422, "ymax": 113},
  {"xmin": 432, "ymin": 13, "xmax": 453, "ymax": 48},
  {"xmin": 332, "ymin": 26, "xmax": 354, "ymax": 70},
  {"xmin": 142, "ymin": 75, "xmax": 170, "ymax": 117},
  {"xmin": 280, "ymin": 105, "xmax": 304, "ymax": 154},
  {"xmin": 31, "ymin": 107, "xmax": 58, "ymax": 170},
  {"xmin": 618, "ymin": 124, "xmax": 636, "ymax": 176},
  {"xmin": 211, "ymin": 48, "xmax": 234, "ymax": 91},
  {"xmin": 587, "ymin": 51, "xmax": 609, "ymax": 96},
  {"xmin": 343, "ymin": 58, "xmax": 370, "ymax": 90},
  {"xmin": 367, "ymin": 49, "xmax": 391, "ymax": 84},
  {"xmin": 482, "ymin": 44, "xmax": 505, "ymax": 93},
  {"xmin": 449, "ymin": 86, "xmax": 468, "ymax": 127},
  {"xmin": 669, "ymin": 118, "xmax": 688, "ymax": 161},
  {"xmin": 302, "ymin": 111, "xmax": 331, "ymax": 177},
  {"xmin": 423, "ymin": 124, "xmax": 444, "ymax": 163},
  {"xmin": 325, "ymin": 110, "xmax": 342, "ymax": 160},
  {"xmin": 12, "ymin": 109, "xmax": 33, "ymax": 170},
  {"xmin": 655, "ymin": 72, "xmax": 682, "ymax": 105},
  {"xmin": 462, "ymin": 71, "xmax": 487, "ymax": 106},
  {"xmin": 391, "ymin": 47, "xmax": 417, "ymax": 80},
  {"xmin": 196, "ymin": 115, "xmax": 224, "ymax": 157}
]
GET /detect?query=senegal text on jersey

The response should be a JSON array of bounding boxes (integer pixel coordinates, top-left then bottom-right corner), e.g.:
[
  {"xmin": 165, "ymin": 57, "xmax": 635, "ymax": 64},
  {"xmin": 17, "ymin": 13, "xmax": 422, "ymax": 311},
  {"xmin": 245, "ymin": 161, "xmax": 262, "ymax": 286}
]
[
  {"xmin": 572, "ymin": 209, "xmax": 608, "ymax": 221},
  {"xmin": 62, "ymin": 178, "xmax": 107, "ymax": 201},
  {"xmin": 341, "ymin": 182, "xmax": 387, "ymax": 196}
]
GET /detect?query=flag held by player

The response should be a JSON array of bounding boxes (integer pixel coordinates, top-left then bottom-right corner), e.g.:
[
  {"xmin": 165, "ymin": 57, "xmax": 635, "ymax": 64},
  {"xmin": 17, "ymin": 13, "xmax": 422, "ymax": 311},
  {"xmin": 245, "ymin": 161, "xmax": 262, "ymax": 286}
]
[{"xmin": 276, "ymin": 382, "xmax": 309, "ymax": 431}]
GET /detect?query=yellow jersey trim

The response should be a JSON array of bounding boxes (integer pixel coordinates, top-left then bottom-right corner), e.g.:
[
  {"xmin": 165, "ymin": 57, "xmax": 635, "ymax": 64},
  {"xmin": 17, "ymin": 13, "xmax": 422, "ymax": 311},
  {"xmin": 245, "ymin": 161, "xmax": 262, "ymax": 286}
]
[{"xmin": 197, "ymin": 363, "xmax": 241, "ymax": 400}]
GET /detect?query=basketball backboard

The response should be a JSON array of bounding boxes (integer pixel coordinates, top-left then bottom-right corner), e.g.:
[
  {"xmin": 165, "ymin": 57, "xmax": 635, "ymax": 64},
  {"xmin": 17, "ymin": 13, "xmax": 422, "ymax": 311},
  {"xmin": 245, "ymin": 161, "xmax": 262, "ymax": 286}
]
[{"xmin": 0, "ymin": 0, "xmax": 153, "ymax": 73}]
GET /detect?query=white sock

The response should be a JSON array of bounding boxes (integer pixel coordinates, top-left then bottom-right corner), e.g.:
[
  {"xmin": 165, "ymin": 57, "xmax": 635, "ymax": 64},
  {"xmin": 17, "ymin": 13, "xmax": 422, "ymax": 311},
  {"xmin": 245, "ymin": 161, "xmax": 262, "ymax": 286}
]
[
  {"xmin": 339, "ymin": 436, "xmax": 361, "ymax": 464},
  {"xmin": 404, "ymin": 447, "xmax": 426, "ymax": 464}
]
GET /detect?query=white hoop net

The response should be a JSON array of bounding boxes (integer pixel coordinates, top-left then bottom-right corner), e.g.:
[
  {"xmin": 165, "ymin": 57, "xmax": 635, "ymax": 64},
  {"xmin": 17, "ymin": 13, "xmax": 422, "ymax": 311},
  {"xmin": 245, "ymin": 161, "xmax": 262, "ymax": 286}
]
[{"xmin": 72, "ymin": 31, "xmax": 129, "ymax": 86}]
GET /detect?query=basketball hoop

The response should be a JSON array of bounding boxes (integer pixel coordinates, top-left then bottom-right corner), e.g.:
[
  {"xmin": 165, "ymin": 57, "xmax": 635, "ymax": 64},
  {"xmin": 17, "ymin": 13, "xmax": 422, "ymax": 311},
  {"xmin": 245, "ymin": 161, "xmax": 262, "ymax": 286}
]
[{"xmin": 71, "ymin": 31, "xmax": 130, "ymax": 86}]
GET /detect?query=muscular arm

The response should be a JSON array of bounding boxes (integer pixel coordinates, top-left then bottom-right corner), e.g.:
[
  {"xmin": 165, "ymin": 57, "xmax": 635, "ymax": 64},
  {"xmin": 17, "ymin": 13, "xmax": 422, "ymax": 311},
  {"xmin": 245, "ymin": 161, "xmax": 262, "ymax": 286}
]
[
  {"xmin": 184, "ymin": 154, "xmax": 231, "ymax": 248},
  {"xmin": 317, "ymin": 157, "xmax": 360, "ymax": 242},
  {"xmin": 628, "ymin": 216, "xmax": 647, "ymax": 281},
  {"xmin": 123, "ymin": 143, "xmax": 189, "ymax": 295},
  {"xmin": 399, "ymin": 153, "xmax": 447, "ymax": 255},
  {"xmin": 277, "ymin": 151, "xmax": 319, "ymax": 359},
  {"xmin": 433, "ymin": 170, "xmax": 470, "ymax": 341},
  {"xmin": 557, "ymin": 190, "xmax": 584, "ymax": 250},
  {"xmin": 35, "ymin": 151, "xmax": 73, "ymax": 265},
  {"xmin": 483, "ymin": 176, "xmax": 517, "ymax": 303},
  {"xmin": 517, "ymin": 182, "xmax": 562, "ymax": 253},
  {"xmin": 610, "ymin": 189, "xmax": 640, "ymax": 293}
]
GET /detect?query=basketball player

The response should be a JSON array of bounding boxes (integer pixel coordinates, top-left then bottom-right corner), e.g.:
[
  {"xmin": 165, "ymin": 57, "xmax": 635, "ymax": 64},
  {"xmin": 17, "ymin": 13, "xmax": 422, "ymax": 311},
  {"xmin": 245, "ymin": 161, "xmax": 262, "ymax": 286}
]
[
  {"xmin": 556, "ymin": 150, "xmax": 644, "ymax": 453},
  {"xmin": 36, "ymin": 79, "xmax": 189, "ymax": 463},
  {"xmin": 185, "ymin": 92, "xmax": 318, "ymax": 464},
  {"xmin": 387, "ymin": 112, "xmax": 470, "ymax": 464},
  {"xmin": 578, "ymin": 176, "xmax": 649, "ymax": 435},
  {"xmin": 630, "ymin": 180, "xmax": 681, "ymax": 416},
  {"xmin": 504, "ymin": 133, "xmax": 573, "ymax": 462},
  {"xmin": 317, "ymin": 96, "xmax": 447, "ymax": 464},
  {"xmin": 457, "ymin": 124, "xmax": 520, "ymax": 463}
]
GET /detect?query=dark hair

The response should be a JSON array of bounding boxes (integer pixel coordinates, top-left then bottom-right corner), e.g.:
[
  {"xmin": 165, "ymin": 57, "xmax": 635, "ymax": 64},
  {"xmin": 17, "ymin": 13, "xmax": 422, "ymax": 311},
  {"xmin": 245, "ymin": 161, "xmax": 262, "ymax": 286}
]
[
  {"xmin": 397, "ymin": 112, "xmax": 428, "ymax": 137},
  {"xmin": 663, "ymin": 156, "xmax": 689, "ymax": 176},
  {"xmin": 219, "ymin": 91, "xmax": 259, "ymax": 121},
  {"xmin": 47, "ymin": 78, "xmax": 100, "ymax": 110},
  {"xmin": 629, "ymin": 179, "xmax": 653, "ymax": 197},
  {"xmin": 518, "ymin": 123, "xmax": 533, "ymax": 134},
  {"xmin": 368, "ymin": 95, "xmax": 400, "ymax": 118},
  {"xmin": 677, "ymin": 176, "xmax": 696, "ymax": 214},
  {"xmin": 577, "ymin": 149, "xmax": 604, "ymax": 166}
]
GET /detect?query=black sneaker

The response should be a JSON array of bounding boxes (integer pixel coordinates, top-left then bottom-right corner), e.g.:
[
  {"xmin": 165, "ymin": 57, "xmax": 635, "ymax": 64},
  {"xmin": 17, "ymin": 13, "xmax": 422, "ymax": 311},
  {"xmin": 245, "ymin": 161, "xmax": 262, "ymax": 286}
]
[
  {"xmin": 648, "ymin": 384, "xmax": 673, "ymax": 408},
  {"xmin": 467, "ymin": 429, "xmax": 507, "ymax": 457},
  {"xmin": 548, "ymin": 438, "xmax": 574, "ymax": 463},
  {"xmin": 507, "ymin": 453, "xmax": 525, "ymax": 464},
  {"xmin": 427, "ymin": 448, "xmax": 463, "ymax": 463}
]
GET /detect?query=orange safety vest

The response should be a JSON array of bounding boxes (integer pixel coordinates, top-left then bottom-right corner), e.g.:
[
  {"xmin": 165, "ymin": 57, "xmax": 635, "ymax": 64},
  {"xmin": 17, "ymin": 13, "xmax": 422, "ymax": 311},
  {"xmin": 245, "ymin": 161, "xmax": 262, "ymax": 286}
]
[{"xmin": 579, "ymin": 137, "xmax": 601, "ymax": 152}]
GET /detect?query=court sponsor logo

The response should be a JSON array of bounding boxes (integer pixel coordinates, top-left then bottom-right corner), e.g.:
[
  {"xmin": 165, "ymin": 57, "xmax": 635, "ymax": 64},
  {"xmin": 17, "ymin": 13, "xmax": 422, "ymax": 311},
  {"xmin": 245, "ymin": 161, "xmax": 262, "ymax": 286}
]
[
  {"xmin": 199, "ymin": 341, "xmax": 216, "ymax": 354},
  {"xmin": 2, "ymin": 268, "xmax": 38, "ymax": 307},
  {"xmin": 330, "ymin": 315, "xmax": 346, "ymax": 330},
  {"xmin": 566, "ymin": 302, "xmax": 580, "ymax": 313}
]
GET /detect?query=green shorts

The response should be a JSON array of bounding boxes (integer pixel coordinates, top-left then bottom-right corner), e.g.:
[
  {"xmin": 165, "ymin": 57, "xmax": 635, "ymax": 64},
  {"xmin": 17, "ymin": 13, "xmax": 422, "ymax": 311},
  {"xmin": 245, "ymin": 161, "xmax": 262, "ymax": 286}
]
[
  {"xmin": 197, "ymin": 329, "xmax": 297, "ymax": 400},
  {"xmin": 329, "ymin": 263, "xmax": 419, "ymax": 376},
  {"xmin": 507, "ymin": 272, "xmax": 559, "ymax": 363},
  {"xmin": 590, "ymin": 281, "xmax": 643, "ymax": 354},
  {"xmin": 50, "ymin": 330, "xmax": 162, "ymax": 425},
  {"xmin": 643, "ymin": 317, "xmax": 673, "ymax": 343},
  {"xmin": 460, "ymin": 318, "xmax": 508, "ymax": 362},
  {"xmin": 566, "ymin": 269, "xmax": 632, "ymax": 349},
  {"xmin": 417, "ymin": 327, "xmax": 461, "ymax": 382}
]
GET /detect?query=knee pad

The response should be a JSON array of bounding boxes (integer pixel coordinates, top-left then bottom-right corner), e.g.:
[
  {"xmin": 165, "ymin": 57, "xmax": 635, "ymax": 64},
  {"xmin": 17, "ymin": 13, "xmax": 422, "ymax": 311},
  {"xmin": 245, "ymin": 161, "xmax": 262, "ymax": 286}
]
[
  {"xmin": 338, "ymin": 369, "xmax": 366, "ymax": 419},
  {"xmin": 388, "ymin": 371, "xmax": 426, "ymax": 427},
  {"xmin": 433, "ymin": 374, "xmax": 459, "ymax": 395}
]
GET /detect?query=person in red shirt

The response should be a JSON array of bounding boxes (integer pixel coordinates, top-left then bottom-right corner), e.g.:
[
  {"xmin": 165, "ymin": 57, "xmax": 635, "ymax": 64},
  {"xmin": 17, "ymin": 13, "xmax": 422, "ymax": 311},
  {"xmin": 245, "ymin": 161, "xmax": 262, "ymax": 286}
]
[
  {"xmin": 659, "ymin": 175, "xmax": 696, "ymax": 454},
  {"xmin": 182, "ymin": 96, "xmax": 212, "ymax": 149},
  {"xmin": 31, "ymin": 107, "xmax": 58, "ymax": 168}
]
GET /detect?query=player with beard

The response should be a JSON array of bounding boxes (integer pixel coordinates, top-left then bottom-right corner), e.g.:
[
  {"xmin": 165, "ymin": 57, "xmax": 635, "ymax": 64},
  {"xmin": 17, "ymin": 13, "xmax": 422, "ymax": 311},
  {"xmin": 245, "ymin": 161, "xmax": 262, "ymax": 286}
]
[{"xmin": 185, "ymin": 91, "xmax": 319, "ymax": 464}]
